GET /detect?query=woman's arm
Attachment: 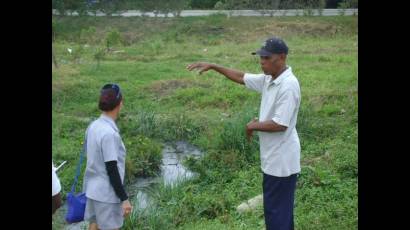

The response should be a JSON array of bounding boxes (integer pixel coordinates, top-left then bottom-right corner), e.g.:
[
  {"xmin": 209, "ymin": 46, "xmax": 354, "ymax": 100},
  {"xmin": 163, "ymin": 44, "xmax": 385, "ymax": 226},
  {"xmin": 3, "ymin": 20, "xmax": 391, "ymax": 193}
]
[{"xmin": 105, "ymin": 160, "xmax": 128, "ymax": 201}]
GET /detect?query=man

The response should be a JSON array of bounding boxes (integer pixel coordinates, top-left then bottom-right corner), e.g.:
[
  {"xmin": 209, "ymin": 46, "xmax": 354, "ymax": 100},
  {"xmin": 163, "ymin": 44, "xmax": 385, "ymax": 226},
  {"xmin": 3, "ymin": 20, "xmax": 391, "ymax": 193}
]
[
  {"xmin": 52, "ymin": 162, "xmax": 62, "ymax": 215},
  {"xmin": 187, "ymin": 37, "xmax": 301, "ymax": 230},
  {"xmin": 83, "ymin": 83, "xmax": 132, "ymax": 230}
]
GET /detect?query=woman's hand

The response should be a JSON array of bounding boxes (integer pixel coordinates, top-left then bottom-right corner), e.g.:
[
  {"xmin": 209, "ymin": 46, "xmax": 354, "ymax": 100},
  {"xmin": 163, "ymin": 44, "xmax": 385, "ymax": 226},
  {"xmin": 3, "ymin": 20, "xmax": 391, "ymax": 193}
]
[{"xmin": 122, "ymin": 199, "xmax": 133, "ymax": 217}]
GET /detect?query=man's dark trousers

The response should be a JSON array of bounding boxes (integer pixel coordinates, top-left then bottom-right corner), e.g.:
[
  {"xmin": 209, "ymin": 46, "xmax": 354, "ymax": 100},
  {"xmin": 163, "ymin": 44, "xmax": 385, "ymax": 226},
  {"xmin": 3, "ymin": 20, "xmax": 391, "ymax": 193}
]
[{"xmin": 263, "ymin": 173, "xmax": 298, "ymax": 230}]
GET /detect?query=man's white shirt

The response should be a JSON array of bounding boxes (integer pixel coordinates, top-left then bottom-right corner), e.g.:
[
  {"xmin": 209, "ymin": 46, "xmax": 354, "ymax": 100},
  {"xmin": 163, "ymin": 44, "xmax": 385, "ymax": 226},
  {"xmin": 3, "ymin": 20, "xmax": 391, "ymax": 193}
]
[{"xmin": 244, "ymin": 66, "xmax": 301, "ymax": 177}]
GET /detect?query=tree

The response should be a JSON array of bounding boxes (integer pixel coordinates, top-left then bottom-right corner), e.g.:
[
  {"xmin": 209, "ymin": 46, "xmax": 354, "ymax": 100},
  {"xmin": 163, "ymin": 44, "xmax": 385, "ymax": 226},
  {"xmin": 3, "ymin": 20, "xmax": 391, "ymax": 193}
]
[
  {"xmin": 337, "ymin": 0, "xmax": 358, "ymax": 15},
  {"xmin": 52, "ymin": 45, "xmax": 58, "ymax": 68},
  {"xmin": 338, "ymin": 0, "xmax": 358, "ymax": 8},
  {"xmin": 318, "ymin": 0, "xmax": 326, "ymax": 15},
  {"xmin": 105, "ymin": 28, "xmax": 121, "ymax": 50},
  {"xmin": 97, "ymin": 0, "xmax": 125, "ymax": 16},
  {"xmin": 53, "ymin": 0, "xmax": 66, "ymax": 16},
  {"xmin": 326, "ymin": 0, "xmax": 344, "ymax": 8},
  {"xmin": 190, "ymin": 0, "xmax": 220, "ymax": 9},
  {"xmin": 136, "ymin": 0, "xmax": 161, "ymax": 17},
  {"xmin": 255, "ymin": 0, "xmax": 281, "ymax": 17},
  {"xmin": 168, "ymin": 0, "xmax": 190, "ymax": 17},
  {"xmin": 52, "ymin": 20, "xmax": 58, "ymax": 68},
  {"xmin": 94, "ymin": 47, "xmax": 106, "ymax": 67}
]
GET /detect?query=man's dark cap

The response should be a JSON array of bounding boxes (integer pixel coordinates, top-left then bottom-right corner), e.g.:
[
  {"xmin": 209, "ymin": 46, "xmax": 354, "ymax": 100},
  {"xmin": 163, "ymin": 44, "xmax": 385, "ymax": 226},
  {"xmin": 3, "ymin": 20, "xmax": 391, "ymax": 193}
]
[{"xmin": 252, "ymin": 37, "xmax": 289, "ymax": 56}]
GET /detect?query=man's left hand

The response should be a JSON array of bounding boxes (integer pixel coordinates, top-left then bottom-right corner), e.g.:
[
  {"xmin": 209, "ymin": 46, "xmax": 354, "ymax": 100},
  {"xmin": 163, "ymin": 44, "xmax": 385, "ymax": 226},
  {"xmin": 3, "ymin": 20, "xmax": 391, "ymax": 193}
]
[{"xmin": 246, "ymin": 117, "xmax": 258, "ymax": 142}]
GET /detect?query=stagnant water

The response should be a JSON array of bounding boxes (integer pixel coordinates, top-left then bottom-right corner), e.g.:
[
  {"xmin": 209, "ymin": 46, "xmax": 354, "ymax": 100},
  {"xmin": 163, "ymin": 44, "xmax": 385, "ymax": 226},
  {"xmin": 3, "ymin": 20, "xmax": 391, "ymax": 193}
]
[
  {"xmin": 127, "ymin": 141, "xmax": 203, "ymax": 210},
  {"xmin": 60, "ymin": 141, "xmax": 203, "ymax": 230}
]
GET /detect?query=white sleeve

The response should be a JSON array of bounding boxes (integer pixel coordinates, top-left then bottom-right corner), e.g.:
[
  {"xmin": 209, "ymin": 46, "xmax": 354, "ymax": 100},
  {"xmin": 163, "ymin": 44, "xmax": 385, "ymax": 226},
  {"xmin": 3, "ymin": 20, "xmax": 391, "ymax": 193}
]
[
  {"xmin": 52, "ymin": 164, "xmax": 61, "ymax": 196},
  {"xmin": 243, "ymin": 73, "xmax": 265, "ymax": 93},
  {"xmin": 272, "ymin": 88, "xmax": 299, "ymax": 127}
]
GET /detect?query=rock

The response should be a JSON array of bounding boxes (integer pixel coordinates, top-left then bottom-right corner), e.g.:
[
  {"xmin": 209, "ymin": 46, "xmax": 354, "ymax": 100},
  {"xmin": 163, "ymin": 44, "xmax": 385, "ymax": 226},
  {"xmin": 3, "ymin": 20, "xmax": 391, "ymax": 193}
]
[{"xmin": 236, "ymin": 194, "xmax": 263, "ymax": 214}]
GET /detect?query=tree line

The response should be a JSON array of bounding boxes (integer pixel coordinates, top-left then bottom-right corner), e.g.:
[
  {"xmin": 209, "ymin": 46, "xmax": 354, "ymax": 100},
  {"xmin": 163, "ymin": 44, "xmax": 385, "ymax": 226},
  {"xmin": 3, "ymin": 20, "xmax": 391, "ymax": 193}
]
[{"xmin": 52, "ymin": 0, "xmax": 358, "ymax": 16}]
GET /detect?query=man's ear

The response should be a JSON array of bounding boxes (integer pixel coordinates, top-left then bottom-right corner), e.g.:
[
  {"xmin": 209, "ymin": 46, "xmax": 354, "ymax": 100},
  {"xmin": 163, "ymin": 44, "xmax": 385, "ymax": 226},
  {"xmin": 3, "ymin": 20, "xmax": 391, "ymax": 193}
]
[{"xmin": 279, "ymin": 53, "xmax": 286, "ymax": 60}]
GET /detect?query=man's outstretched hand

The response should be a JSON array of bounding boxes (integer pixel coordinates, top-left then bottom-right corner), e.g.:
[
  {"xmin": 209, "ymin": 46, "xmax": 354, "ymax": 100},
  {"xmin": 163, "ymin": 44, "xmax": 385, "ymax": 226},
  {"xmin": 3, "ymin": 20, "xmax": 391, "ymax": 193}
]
[{"xmin": 186, "ymin": 62, "xmax": 214, "ymax": 74}]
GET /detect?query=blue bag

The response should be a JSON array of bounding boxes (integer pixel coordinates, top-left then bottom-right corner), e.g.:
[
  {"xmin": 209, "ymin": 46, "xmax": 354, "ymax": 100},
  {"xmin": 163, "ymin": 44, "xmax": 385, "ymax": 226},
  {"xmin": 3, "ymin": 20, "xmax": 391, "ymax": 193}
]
[{"xmin": 65, "ymin": 135, "xmax": 87, "ymax": 223}]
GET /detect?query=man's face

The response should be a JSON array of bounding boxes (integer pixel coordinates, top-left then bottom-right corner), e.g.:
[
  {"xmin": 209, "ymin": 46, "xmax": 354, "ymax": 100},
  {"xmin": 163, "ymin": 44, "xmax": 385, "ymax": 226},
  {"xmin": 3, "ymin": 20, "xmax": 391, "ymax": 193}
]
[{"xmin": 259, "ymin": 54, "xmax": 284, "ymax": 75}]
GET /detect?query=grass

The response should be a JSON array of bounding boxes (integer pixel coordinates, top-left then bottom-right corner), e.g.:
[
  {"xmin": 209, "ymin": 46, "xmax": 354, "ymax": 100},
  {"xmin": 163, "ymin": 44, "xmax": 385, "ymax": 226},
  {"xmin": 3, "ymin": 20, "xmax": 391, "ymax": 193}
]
[{"xmin": 52, "ymin": 14, "xmax": 357, "ymax": 229}]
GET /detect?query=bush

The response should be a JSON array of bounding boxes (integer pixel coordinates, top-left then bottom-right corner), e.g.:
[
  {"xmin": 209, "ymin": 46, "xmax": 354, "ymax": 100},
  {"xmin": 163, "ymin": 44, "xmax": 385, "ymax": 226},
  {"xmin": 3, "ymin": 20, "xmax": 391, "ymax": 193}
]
[
  {"xmin": 93, "ymin": 47, "xmax": 106, "ymax": 66},
  {"xmin": 217, "ymin": 113, "xmax": 259, "ymax": 163},
  {"xmin": 80, "ymin": 26, "xmax": 97, "ymax": 44},
  {"xmin": 125, "ymin": 135, "xmax": 163, "ymax": 182},
  {"xmin": 124, "ymin": 110, "xmax": 159, "ymax": 139},
  {"xmin": 161, "ymin": 113, "xmax": 202, "ymax": 141},
  {"xmin": 214, "ymin": 1, "xmax": 225, "ymax": 10},
  {"xmin": 105, "ymin": 28, "xmax": 122, "ymax": 50},
  {"xmin": 72, "ymin": 45, "xmax": 84, "ymax": 64}
]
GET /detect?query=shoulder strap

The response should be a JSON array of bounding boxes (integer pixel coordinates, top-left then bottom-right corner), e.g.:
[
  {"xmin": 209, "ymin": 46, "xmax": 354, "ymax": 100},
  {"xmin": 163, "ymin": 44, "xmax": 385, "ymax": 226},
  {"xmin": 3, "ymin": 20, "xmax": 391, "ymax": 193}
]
[{"xmin": 70, "ymin": 125, "xmax": 90, "ymax": 194}]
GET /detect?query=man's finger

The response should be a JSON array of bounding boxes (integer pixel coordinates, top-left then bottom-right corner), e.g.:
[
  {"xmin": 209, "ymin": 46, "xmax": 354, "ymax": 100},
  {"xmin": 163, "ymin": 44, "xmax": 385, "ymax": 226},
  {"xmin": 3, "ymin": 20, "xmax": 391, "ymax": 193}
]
[
  {"xmin": 187, "ymin": 64, "xmax": 194, "ymax": 70},
  {"xmin": 188, "ymin": 65, "xmax": 200, "ymax": 71},
  {"xmin": 190, "ymin": 63, "xmax": 198, "ymax": 68}
]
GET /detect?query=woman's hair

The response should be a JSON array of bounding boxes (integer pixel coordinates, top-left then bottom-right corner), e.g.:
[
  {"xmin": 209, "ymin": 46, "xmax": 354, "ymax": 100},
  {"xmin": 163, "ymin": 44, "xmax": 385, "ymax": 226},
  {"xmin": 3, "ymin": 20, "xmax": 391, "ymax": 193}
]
[{"xmin": 98, "ymin": 83, "xmax": 123, "ymax": 112}]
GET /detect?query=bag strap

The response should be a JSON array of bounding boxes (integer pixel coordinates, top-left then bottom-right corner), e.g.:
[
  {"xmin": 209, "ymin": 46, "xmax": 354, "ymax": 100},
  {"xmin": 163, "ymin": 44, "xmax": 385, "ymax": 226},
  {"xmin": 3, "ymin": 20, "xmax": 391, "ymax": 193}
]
[{"xmin": 70, "ymin": 126, "xmax": 90, "ymax": 194}]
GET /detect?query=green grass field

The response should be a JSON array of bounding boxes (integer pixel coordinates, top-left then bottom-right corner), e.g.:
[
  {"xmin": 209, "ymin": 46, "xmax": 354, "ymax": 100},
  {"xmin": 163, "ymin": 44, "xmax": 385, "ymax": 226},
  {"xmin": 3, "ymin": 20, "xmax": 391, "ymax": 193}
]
[{"xmin": 52, "ymin": 15, "xmax": 357, "ymax": 229}]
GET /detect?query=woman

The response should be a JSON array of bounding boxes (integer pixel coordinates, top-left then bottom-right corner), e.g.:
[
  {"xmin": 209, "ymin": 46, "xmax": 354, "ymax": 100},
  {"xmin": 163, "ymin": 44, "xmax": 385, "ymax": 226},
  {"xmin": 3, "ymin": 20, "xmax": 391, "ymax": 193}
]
[{"xmin": 83, "ymin": 83, "xmax": 132, "ymax": 230}]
